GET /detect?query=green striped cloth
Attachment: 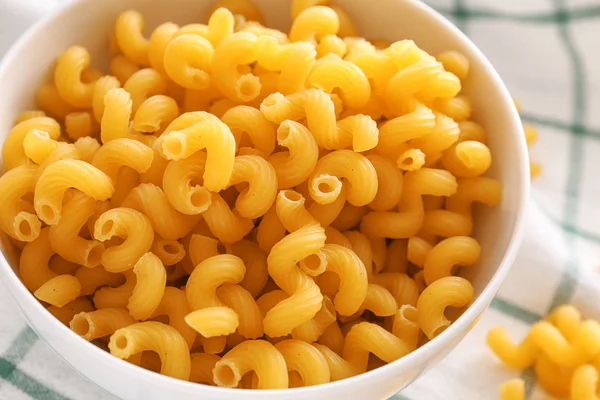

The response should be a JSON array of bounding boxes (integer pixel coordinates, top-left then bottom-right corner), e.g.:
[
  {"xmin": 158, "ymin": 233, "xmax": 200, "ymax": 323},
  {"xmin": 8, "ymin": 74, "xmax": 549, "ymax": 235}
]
[{"xmin": 1, "ymin": 0, "xmax": 599, "ymax": 399}]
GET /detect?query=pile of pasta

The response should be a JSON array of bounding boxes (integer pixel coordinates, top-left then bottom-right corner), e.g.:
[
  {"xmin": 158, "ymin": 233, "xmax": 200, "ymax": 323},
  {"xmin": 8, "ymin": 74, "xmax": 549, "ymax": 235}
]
[
  {"xmin": 0, "ymin": 0, "xmax": 503, "ymax": 390},
  {"xmin": 492, "ymin": 305, "xmax": 600, "ymax": 400}
]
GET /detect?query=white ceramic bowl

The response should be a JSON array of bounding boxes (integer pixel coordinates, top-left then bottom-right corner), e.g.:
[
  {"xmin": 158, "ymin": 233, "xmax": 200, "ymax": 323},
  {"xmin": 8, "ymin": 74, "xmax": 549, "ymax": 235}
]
[{"xmin": 0, "ymin": 0, "xmax": 529, "ymax": 399}]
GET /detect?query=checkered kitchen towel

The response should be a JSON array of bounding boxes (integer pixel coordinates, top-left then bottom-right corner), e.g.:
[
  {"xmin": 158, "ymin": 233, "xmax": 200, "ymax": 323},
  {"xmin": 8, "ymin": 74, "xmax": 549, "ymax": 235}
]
[{"xmin": 0, "ymin": 0, "xmax": 599, "ymax": 398}]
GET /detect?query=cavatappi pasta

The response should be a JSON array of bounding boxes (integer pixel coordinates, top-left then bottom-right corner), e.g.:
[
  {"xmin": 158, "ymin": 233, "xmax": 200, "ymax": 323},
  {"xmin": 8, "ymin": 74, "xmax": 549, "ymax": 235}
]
[
  {"xmin": 490, "ymin": 304, "xmax": 600, "ymax": 400},
  {"xmin": 0, "ymin": 0, "xmax": 504, "ymax": 390}
]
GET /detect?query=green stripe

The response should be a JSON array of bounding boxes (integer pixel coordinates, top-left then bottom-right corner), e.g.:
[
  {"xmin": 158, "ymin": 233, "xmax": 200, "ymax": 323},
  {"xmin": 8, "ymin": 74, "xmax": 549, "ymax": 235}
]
[
  {"xmin": 390, "ymin": 393, "xmax": 411, "ymax": 400},
  {"xmin": 521, "ymin": 113, "xmax": 600, "ymax": 139},
  {"xmin": 453, "ymin": 0, "xmax": 469, "ymax": 34},
  {"xmin": 521, "ymin": 368, "xmax": 536, "ymax": 398},
  {"xmin": 2, "ymin": 326, "xmax": 37, "ymax": 365},
  {"xmin": 536, "ymin": 203, "xmax": 600, "ymax": 244},
  {"xmin": 490, "ymin": 298, "xmax": 542, "ymax": 325},
  {"xmin": 436, "ymin": 4, "xmax": 600, "ymax": 23},
  {"xmin": 548, "ymin": 0, "xmax": 587, "ymax": 312},
  {"xmin": 0, "ymin": 358, "xmax": 70, "ymax": 400}
]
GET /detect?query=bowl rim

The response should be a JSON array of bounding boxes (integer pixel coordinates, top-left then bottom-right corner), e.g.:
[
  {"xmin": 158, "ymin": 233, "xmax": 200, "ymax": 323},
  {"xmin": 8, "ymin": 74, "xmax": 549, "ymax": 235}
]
[{"xmin": 0, "ymin": 0, "xmax": 530, "ymax": 396}]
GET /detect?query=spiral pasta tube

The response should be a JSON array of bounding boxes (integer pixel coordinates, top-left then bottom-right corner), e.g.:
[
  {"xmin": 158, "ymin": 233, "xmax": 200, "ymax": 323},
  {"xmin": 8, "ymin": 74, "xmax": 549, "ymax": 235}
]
[
  {"xmin": 264, "ymin": 223, "xmax": 326, "ymax": 337},
  {"xmin": 54, "ymin": 46, "xmax": 96, "ymax": 108},
  {"xmin": 3, "ymin": 116, "xmax": 61, "ymax": 170},
  {"xmin": 115, "ymin": 10, "xmax": 150, "ymax": 65},
  {"xmin": 164, "ymin": 34, "xmax": 214, "ymax": 90},
  {"xmin": 0, "ymin": 165, "xmax": 42, "ymax": 242},
  {"xmin": 109, "ymin": 322, "xmax": 191, "ymax": 380}
]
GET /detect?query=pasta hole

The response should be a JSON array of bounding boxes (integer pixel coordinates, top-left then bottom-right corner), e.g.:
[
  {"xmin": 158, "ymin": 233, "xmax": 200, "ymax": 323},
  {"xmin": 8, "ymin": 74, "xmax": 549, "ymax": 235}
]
[
  {"xmin": 18, "ymin": 219, "xmax": 32, "ymax": 237},
  {"xmin": 399, "ymin": 305, "xmax": 418, "ymax": 323},
  {"xmin": 87, "ymin": 244, "xmax": 104, "ymax": 267},
  {"xmin": 402, "ymin": 157, "xmax": 414, "ymax": 166},
  {"xmin": 163, "ymin": 138, "xmax": 183, "ymax": 158},
  {"xmin": 237, "ymin": 76, "xmax": 259, "ymax": 101},
  {"xmin": 300, "ymin": 253, "xmax": 326, "ymax": 276},
  {"xmin": 163, "ymin": 243, "xmax": 179, "ymax": 255},
  {"xmin": 40, "ymin": 204, "xmax": 56, "ymax": 223},
  {"xmin": 189, "ymin": 189, "xmax": 211, "ymax": 210},
  {"xmin": 281, "ymin": 190, "xmax": 302, "ymax": 203},
  {"xmin": 432, "ymin": 323, "xmax": 449, "ymax": 338},
  {"xmin": 114, "ymin": 335, "xmax": 128, "ymax": 350},
  {"xmin": 99, "ymin": 220, "xmax": 115, "ymax": 237},
  {"xmin": 277, "ymin": 123, "xmax": 292, "ymax": 143},
  {"xmin": 70, "ymin": 315, "xmax": 91, "ymax": 337},
  {"xmin": 214, "ymin": 364, "xmax": 239, "ymax": 387},
  {"xmin": 318, "ymin": 182, "xmax": 335, "ymax": 194}
]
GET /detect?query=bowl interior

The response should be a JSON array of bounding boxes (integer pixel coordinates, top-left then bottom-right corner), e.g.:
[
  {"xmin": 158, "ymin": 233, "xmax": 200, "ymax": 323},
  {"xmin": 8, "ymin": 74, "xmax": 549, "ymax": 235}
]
[{"xmin": 0, "ymin": 0, "xmax": 528, "ymax": 398}]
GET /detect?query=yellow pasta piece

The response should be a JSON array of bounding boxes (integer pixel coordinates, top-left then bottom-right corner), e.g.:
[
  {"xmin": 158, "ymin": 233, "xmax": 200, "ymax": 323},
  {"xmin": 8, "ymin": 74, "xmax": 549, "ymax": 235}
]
[
  {"xmin": 227, "ymin": 155, "xmax": 277, "ymax": 219},
  {"xmin": 361, "ymin": 168, "xmax": 457, "ymax": 238},
  {"xmin": 122, "ymin": 183, "xmax": 201, "ymax": 240},
  {"xmin": 343, "ymin": 322, "xmax": 410, "ymax": 372},
  {"xmin": 65, "ymin": 112, "xmax": 95, "ymax": 140},
  {"xmin": 225, "ymin": 240, "xmax": 268, "ymax": 298},
  {"xmin": 110, "ymin": 55, "xmax": 140, "ymax": 84},
  {"xmin": 392, "ymin": 305, "xmax": 420, "ymax": 351},
  {"xmin": 34, "ymin": 274, "xmax": 81, "ymax": 307},
  {"xmin": 109, "ymin": 321, "xmax": 191, "ymax": 380},
  {"xmin": 307, "ymin": 54, "xmax": 370, "ymax": 109},
  {"xmin": 49, "ymin": 192, "xmax": 104, "ymax": 267},
  {"xmin": 47, "ymin": 297, "xmax": 94, "ymax": 326},
  {"xmin": 382, "ymin": 239, "xmax": 408, "ymax": 274},
  {"xmin": 35, "ymin": 84, "xmax": 76, "ymax": 120},
  {"xmin": 264, "ymin": 224, "xmax": 325, "ymax": 337},
  {"xmin": 70, "ymin": 308, "xmax": 136, "ymax": 341},
  {"xmin": 367, "ymin": 154, "xmax": 403, "ymax": 212},
  {"xmin": 212, "ymin": 32, "xmax": 261, "ymax": 102},
  {"xmin": 499, "ymin": 379, "xmax": 525, "ymax": 400},
  {"xmin": 160, "ymin": 112, "xmax": 235, "ymax": 192},
  {"xmin": 256, "ymin": 204, "xmax": 286, "ymax": 253},
  {"xmin": 291, "ymin": 296, "xmax": 336, "ymax": 343},
  {"xmin": 547, "ymin": 304, "xmax": 582, "ymax": 341},
  {"xmin": 0, "ymin": 165, "xmax": 42, "ymax": 242},
  {"xmin": 376, "ymin": 102, "xmax": 435, "ymax": 158},
  {"xmin": 15, "ymin": 110, "xmax": 46, "ymax": 124},
  {"xmin": 162, "ymin": 151, "xmax": 212, "ymax": 215},
  {"xmin": 148, "ymin": 22, "xmax": 179, "ymax": 73},
  {"xmin": 318, "ymin": 321, "xmax": 345, "ymax": 355},
  {"xmin": 417, "ymin": 276, "xmax": 473, "ymax": 339},
  {"xmin": 487, "ymin": 326, "xmax": 539, "ymax": 369},
  {"xmin": 123, "ymin": 68, "xmax": 168, "ymax": 113},
  {"xmin": 571, "ymin": 364, "xmax": 599, "ymax": 400},
  {"xmin": 436, "ymin": 50, "xmax": 470, "ymax": 81},
  {"xmin": 217, "ymin": 283, "xmax": 263, "ymax": 339},
  {"xmin": 360, "ymin": 283, "xmax": 397, "ymax": 317},
  {"xmin": 164, "ymin": 34, "xmax": 214, "ymax": 90},
  {"xmin": 91, "ymin": 138, "xmax": 153, "ymax": 182},
  {"xmin": 458, "ymin": 120, "xmax": 487, "ymax": 143},
  {"xmin": 213, "ymin": 340, "xmax": 288, "ymax": 388},
  {"xmin": 410, "ymin": 112, "xmax": 460, "ymax": 156},
  {"xmin": 534, "ymin": 353, "xmax": 573, "ymax": 398},
  {"xmin": 100, "ymin": 88, "xmax": 132, "ymax": 143},
  {"xmin": 316, "ymin": 34, "xmax": 346, "ymax": 58},
  {"xmin": 93, "ymin": 270, "xmax": 136, "ymax": 309},
  {"xmin": 34, "ymin": 160, "xmax": 114, "ymax": 225},
  {"xmin": 133, "ymin": 95, "xmax": 179, "ymax": 134},
  {"xmin": 423, "ymin": 236, "xmax": 481, "ymax": 285},
  {"xmin": 268, "ymin": 120, "xmax": 319, "ymax": 189},
  {"xmin": 290, "ymin": 6, "xmax": 339, "ymax": 42},
  {"xmin": 309, "ymin": 150, "xmax": 377, "ymax": 206},
  {"xmin": 151, "ymin": 236, "xmax": 185, "ymax": 266},
  {"xmin": 54, "ymin": 46, "xmax": 96, "ymax": 108},
  {"xmin": 128, "ymin": 252, "xmax": 166, "ymax": 320},
  {"xmin": 441, "ymin": 140, "xmax": 492, "ymax": 178},
  {"xmin": 275, "ymin": 339, "xmax": 330, "ymax": 387},
  {"xmin": 91, "ymin": 76, "xmax": 120, "ymax": 123},
  {"xmin": 74, "ymin": 265, "xmax": 124, "ymax": 296},
  {"xmin": 407, "ymin": 236, "xmax": 432, "ymax": 268},
  {"xmin": 529, "ymin": 320, "xmax": 600, "ymax": 368},
  {"xmin": 93, "ymin": 207, "xmax": 154, "ymax": 272},
  {"xmin": 434, "ymin": 95, "xmax": 472, "ymax": 122},
  {"xmin": 221, "ymin": 105, "xmax": 276, "ymax": 155},
  {"xmin": 190, "ymin": 353, "xmax": 220, "ymax": 385},
  {"xmin": 3, "ymin": 116, "xmax": 61, "ymax": 170},
  {"xmin": 19, "ymin": 228, "xmax": 57, "ymax": 291},
  {"xmin": 185, "ymin": 254, "xmax": 245, "ymax": 337},
  {"xmin": 152, "ymin": 287, "xmax": 196, "ymax": 348},
  {"xmin": 115, "ymin": 10, "xmax": 149, "ymax": 66}
]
